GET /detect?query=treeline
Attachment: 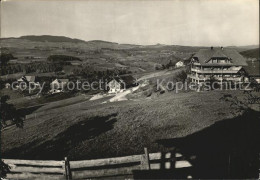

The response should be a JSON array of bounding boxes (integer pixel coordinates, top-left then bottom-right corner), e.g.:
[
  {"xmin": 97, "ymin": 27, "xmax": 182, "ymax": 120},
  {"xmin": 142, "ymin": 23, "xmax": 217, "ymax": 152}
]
[
  {"xmin": 1, "ymin": 55, "xmax": 83, "ymax": 75},
  {"xmin": 155, "ymin": 60, "xmax": 176, "ymax": 70},
  {"xmin": 47, "ymin": 55, "xmax": 81, "ymax": 63},
  {"xmin": 0, "ymin": 95, "xmax": 23, "ymax": 129},
  {"xmin": 71, "ymin": 66, "xmax": 128, "ymax": 80},
  {"xmin": 1, "ymin": 62, "xmax": 63, "ymax": 75},
  {"xmin": 162, "ymin": 60, "xmax": 176, "ymax": 69},
  {"xmin": 1, "ymin": 62, "xmax": 130, "ymax": 77},
  {"xmin": 0, "ymin": 53, "xmax": 16, "ymax": 66}
]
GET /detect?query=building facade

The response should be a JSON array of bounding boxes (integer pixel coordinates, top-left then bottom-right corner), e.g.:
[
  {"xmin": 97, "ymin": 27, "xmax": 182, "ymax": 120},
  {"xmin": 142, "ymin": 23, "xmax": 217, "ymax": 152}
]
[
  {"xmin": 189, "ymin": 47, "xmax": 248, "ymax": 84},
  {"xmin": 108, "ymin": 75, "xmax": 136, "ymax": 94},
  {"xmin": 108, "ymin": 77, "xmax": 125, "ymax": 94},
  {"xmin": 244, "ymin": 60, "xmax": 260, "ymax": 84},
  {"xmin": 50, "ymin": 78, "xmax": 69, "ymax": 94},
  {"xmin": 175, "ymin": 61, "xmax": 185, "ymax": 68}
]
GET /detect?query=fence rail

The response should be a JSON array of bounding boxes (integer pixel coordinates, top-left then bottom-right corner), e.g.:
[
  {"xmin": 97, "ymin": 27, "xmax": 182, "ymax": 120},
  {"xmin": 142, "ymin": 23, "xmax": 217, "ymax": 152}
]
[
  {"xmin": 2, "ymin": 148, "xmax": 192, "ymax": 179},
  {"xmin": 2, "ymin": 159, "xmax": 65, "ymax": 180}
]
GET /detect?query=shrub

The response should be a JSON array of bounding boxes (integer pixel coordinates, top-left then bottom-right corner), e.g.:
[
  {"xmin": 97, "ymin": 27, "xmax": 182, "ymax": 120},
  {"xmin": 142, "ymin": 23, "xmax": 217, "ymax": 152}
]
[
  {"xmin": 176, "ymin": 70, "xmax": 187, "ymax": 83},
  {"xmin": 0, "ymin": 53, "xmax": 15, "ymax": 66},
  {"xmin": 47, "ymin": 55, "xmax": 81, "ymax": 64},
  {"xmin": 206, "ymin": 76, "xmax": 220, "ymax": 90},
  {"xmin": 0, "ymin": 95, "xmax": 23, "ymax": 128}
]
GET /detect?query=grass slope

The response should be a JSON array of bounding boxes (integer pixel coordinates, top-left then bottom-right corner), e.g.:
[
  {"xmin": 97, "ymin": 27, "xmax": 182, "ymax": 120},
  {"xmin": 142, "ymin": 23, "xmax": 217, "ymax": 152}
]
[{"xmin": 1, "ymin": 90, "xmax": 249, "ymax": 160}]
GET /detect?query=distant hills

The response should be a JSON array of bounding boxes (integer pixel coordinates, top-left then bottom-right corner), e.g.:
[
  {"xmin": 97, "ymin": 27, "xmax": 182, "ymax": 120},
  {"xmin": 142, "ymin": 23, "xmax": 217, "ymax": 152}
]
[
  {"xmin": 1, "ymin": 35, "xmax": 259, "ymax": 54},
  {"xmin": 1, "ymin": 35, "xmax": 259, "ymax": 75},
  {"xmin": 19, "ymin": 35, "xmax": 86, "ymax": 43},
  {"xmin": 240, "ymin": 48, "xmax": 260, "ymax": 59},
  {"xmin": 87, "ymin": 40, "xmax": 119, "ymax": 44},
  {"xmin": 0, "ymin": 35, "xmax": 258, "ymax": 49},
  {"xmin": 227, "ymin": 45, "xmax": 259, "ymax": 50}
]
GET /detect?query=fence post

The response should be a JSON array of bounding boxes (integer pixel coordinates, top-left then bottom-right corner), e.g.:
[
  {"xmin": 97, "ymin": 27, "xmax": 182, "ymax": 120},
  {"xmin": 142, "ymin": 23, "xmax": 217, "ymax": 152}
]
[
  {"xmin": 64, "ymin": 157, "xmax": 71, "ymax": 180},
  {"xmin": 140, "ymin": 147, "xmax": 150, "ymax": 170},
  {"xmin": 259, "ymin": 153, "xmax": 260, "ymax": 180},
  {"xmin": 228, "ymin": 153, "xmax": 231, "ymax": 178}
]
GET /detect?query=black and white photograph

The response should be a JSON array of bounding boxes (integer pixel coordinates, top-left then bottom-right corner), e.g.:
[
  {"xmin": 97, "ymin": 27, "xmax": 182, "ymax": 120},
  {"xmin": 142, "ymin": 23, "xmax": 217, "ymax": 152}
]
[{"xmin": 0, "ymin": 0, "xmax": 259, "ymax": 179}]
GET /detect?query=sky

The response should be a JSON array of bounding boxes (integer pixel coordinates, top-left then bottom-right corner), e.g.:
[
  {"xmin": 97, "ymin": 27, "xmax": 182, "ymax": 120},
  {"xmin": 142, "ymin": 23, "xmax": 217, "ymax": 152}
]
[{"xmin": 1, "ymin": 0, "xmax": 259, "ymax": 46}]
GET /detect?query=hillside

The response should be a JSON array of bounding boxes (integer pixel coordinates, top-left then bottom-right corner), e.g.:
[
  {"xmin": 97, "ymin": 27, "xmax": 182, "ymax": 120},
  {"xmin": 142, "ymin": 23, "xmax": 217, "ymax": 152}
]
[
  {"xmin": 2, "ymin": 35, "xmax": 257, "ymax": 51},
  {"xmin": 1, "ymin": 35, "xmax": 259, "ymax": 74},
  {"xmin": 1, "ymin": 35, "xmax": 260, "ymax": 179},
  {"xmin": 240, "ymin": 48, "xmax": 260, "ymax": 59},
  {"xmin": 20, "ymin": 35, "xmax": 86, "ymax": 43},
  {"xmin": 227, "ymin": 45, "xmax": 259, "ymax": 52},
  {"xmin": 2, "ymin": 90, "xmax": 257, "ymax": 161},
  {"xmin": 0, "ymin": 36, "xmax": 195, "ymax": 73}
]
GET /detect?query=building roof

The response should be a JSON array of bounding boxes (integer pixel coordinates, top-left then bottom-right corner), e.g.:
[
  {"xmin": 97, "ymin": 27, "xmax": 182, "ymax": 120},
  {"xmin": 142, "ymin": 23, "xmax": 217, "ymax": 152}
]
[
  {"xmin": 51, "ymin": 79, "xmax": 69, "ymax": 84},
  {"xmin": 17, "ymin": 76, "xmax": 35, "ymax": 82},
  {"xmin": 193, "ymin": 48, "xmax": 248, "ymax": 66},
  {"xmin": 212, "ymin": 51, "xmax": 227, "ymax": 58},
  {"xmin": 25, "ymin": 76, "xmax": 35, "ymax": 82},
  {"xmin": 108, "ymin": 78, "xmax": 124, "ymax": 89}
]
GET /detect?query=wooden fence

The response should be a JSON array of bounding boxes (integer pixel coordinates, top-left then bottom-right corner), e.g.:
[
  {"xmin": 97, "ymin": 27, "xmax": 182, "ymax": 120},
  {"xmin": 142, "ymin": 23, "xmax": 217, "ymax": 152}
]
[{"xmin": 2, "ymin": 148, "xmax": 192, "ymax": 179}]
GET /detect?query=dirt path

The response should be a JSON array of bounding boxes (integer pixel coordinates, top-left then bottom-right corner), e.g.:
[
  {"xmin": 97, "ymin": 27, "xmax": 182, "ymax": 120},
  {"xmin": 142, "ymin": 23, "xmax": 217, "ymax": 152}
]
[
  {"xmin": 137, "ymin": 67, "xmax": 185, "ymax": 82},
  {"xmin": 107, "ymin": 68, "xmax": 185, "ymax": 103},
  {"xmin": 108, "ymin": 86, "xmax": 140, "ymax": 102}
]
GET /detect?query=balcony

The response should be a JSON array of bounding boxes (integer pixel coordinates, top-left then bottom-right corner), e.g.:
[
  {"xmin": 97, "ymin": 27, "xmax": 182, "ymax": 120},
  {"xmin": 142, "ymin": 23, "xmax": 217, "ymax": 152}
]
[
  {"xmin": 188, "ymin": 74, "xmax": 242, "ymax": 82},
  {"xmin": 191, "ymin": 68, "xmax": 239, "ymax": 74}
]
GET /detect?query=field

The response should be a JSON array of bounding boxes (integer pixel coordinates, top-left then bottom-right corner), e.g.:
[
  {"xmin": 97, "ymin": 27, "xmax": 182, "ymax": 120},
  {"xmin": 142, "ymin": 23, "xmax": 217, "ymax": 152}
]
[
  {"xmin": 3, "ymin": 89, "xmax": 258, "ymax": 161},
  {"xmin": 1, "ymin": 36, "xmax": 260, "ymax": 179},
  {"xmin": 2, "ymin": 36, "xmax": 257, "ymax": 76}
]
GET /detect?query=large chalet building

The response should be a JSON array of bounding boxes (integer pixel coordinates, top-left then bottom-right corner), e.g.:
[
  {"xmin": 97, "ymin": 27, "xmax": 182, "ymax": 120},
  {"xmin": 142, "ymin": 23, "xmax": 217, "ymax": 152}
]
[{"xmin": 189, "ymin": 47, "xmax": 248, "ymax": 84}]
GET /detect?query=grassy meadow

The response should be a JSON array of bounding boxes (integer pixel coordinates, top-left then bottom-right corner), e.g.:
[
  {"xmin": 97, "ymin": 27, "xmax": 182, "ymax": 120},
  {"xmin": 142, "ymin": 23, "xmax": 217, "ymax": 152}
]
[
  {"xmin": 2, "ymin": 89, "xmax": 256, "ymax": 161},
  {"xmin": 1, "ymin": 36, "xmax": 259, "ymax": 171}
]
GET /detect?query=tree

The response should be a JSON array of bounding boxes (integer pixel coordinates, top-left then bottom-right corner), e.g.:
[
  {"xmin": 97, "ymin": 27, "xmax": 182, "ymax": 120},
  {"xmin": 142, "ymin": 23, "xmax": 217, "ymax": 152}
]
[
  {"xmin": 165, "ymin": 60, "xmax": 175, "ymax": 69},
  {"xmin": 41, "ymin": 80, "xmax": 51, "ymax": 95},
  {"xmin": 0, "ymin": 159, "xmax": 10, "ymax": 179},
  {"xmin": 54, "ymin": 66, "xmax": 63, "ymax": 73},
  {"xmin": 206, "ymin": 76, "xmax": 220, "ymax": 90},
  {"xmin": 162, "ymin": 64, "xmax": 166, "ymax": 69},
  {"xmin": 0, "ymin": 95, "xmax": 23, "ymax": 128},
  {"xmin": 47, "ymin": 55, "xmax": 81, "ymax": 64},
  {"xmin": 176, "ymin": 70, "xmax": 187, "ymax": 83},
  {"xmin": 0, "ymin": 79, "xmax": 5, "ymax": 90},
  {"xmin": 0, "ymin": 53, "xmax": 15, "ymax": 66},
  {"xmin": 249, "ymin": 77, "xmax": 259, "ymax": 90}
]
